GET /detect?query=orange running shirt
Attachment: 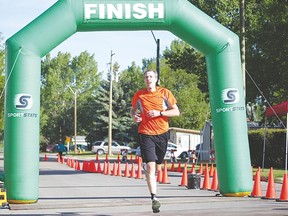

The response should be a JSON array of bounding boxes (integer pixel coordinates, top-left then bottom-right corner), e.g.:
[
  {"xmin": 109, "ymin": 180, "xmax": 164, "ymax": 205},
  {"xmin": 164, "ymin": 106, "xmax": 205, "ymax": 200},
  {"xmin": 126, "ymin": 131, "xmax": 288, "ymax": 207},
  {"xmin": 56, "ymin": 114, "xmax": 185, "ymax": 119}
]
[{"xmin": 131, "ymin": 86, "xmax": 177, "ymax": 135}]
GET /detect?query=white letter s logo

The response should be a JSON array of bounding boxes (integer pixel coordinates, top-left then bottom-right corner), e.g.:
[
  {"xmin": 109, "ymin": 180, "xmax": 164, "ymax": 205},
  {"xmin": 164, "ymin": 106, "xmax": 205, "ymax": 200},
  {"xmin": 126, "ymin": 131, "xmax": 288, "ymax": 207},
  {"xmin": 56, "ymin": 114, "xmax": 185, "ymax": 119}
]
[
  {"xmin": 14, "ymin": 94, "xmax": 33, "ymax": 110},
  {"xmin": 222, "ymin": 88, "xmax": 239, "ymax": 104}
]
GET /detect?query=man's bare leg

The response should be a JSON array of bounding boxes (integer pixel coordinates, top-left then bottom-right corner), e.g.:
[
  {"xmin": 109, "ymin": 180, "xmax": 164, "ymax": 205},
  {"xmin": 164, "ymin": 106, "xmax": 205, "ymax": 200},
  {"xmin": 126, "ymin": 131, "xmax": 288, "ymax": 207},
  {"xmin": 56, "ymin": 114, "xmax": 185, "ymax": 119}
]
[{"xmin": 146, "ymin": 162, "xmax": 161, "ymax": 213}]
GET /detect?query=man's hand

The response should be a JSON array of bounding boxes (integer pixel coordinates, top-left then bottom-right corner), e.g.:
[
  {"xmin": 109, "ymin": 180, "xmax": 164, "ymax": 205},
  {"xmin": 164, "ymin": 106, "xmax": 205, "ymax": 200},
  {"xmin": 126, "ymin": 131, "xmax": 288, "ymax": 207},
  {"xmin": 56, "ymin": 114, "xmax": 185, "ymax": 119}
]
[
  {"xmin": 133, "ymin": 114, "xmax": 142, "ymax": 123},
  {"xmin": 146, "ymin": 110, "xmax": 161, "ymax": 118}
]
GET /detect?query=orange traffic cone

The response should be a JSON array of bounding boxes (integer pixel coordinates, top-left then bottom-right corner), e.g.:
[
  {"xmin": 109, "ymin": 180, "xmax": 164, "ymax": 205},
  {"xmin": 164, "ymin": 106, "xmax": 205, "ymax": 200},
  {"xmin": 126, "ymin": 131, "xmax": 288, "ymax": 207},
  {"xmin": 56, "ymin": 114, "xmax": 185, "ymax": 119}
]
[
  {"xmin": 111, "ymin": 162, "xmax": 117, "ymax": 176},
  {"xmin": 198, "ymin": 163, "xmax": 203, "ymax": 175},
  {"xmin": 161, "ymin": 161, "xmax": 170, "ymax": 184},
  {"xmin": 97, "ymin": 160, "xmax": 102, "ymax": 173},
  {"xmin": 204, "ymin": 163, "xmax": 209, "ymax": 175},
  {"xmin": 201, "ymin": 166, "xmax": 211, "ymax": 190},
  {"xmin": 106, "ymin": 162, "xmax": 111, "ymax": 175},
  {"xmin": 117, "ymin": 154, "xmax": 121, "ymax": 163},
  {"xmin": 123, "ymin": 162, "xmax": 130, "ymax": 177},
  {"xmin": 70, "ymin": 159, "xmax": 75, "ymax": 168},
  {"xmin": 135, "ymin": 160, "xmax": 143, "ymax": 179},
  {"xmin": 75, "ymin": 160, "xmax": 81, "ymax": 170},
  {"xmin": 95, "ymin": 154, "xmax": 99, "ymax": 161},
  {"xmin": 44, "ymin": 154, "xmax": 48, "ymax": 161},
  {"xmin": 276, "ymin": 173, "xmax": 288, "ymax": 202},
  {"xmin": 170, "ymin": 162, "xmax": 175, "ymax": 172},
  {"xmin": 249, "ymin": 169, "xmax": 262, "ymax": 197},
  {"xmin": 177, "ymin": 162, "xmax": 182, "ymax": 172},
  {"xmin": 57, "ymin": 154, "xmax": 61, "ymax": 163},
  {"xmin": 262, "ymin": 167, "xmax": 276, "ymax": 199},
  {"xmin": 102, "ymin": 161, "xmax": 107, "ymax": 174},
  {"xmin": 66, "ymin": 157, "xmax": 69, "ymax": 166},
  {"xmin": 157, "ymin": 167, "xmax": 163, "ymax": 183},
  {"xmin": 210, "ymin": 169, "xmax": 218, "ymax": 191},
  {"xmin": 105, "ymin": 154, "xmax": 108, "ymax": 162},
  {"xmin": 82, "ymin": 161, "xmax": 88, "ymax": 172},
  {"xmin": 116, "ymin": 162, "xmax": 122, "ymax": 176},
  {"xmin": 190, "ymin": 163, "xmax": 196, "ymax": 174},
  {"xmin": 89, "ymin": 160, "xmax": 97, "ymax": 173},
  {"xmin": 179, "ymin": 163, "xmax": 188, "ymax": 187},
  {"xmin": 73, "ymin": 160, "xmax": 77, "ymax": 169},
  {"xmin": 209, "ymin": 163, "xmax": 214, "ymax": 177},
  {"xmin": 72, "ymin": 159, "xmax": 75, "ymax": 169},
  {"xmin": 129, "ymin": 163, "xmax": 136, "ymax": 178}
]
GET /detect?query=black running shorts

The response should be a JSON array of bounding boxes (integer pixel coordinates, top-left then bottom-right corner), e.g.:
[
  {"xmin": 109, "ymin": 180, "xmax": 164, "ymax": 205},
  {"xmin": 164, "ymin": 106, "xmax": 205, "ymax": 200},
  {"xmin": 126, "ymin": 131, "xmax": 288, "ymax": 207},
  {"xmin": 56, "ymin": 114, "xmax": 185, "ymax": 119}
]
[{"xmin": 138, "ymin": 132, "xmax": 169, "ymax": 164}]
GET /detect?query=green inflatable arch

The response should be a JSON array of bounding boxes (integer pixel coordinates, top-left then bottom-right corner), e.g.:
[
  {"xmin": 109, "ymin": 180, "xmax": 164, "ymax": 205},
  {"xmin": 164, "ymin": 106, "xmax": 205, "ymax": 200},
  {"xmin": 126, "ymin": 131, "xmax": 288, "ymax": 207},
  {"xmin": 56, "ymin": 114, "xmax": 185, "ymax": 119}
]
[{"xmin": 5, "ymin": 0, "xmax": 252, "ymax": 203}]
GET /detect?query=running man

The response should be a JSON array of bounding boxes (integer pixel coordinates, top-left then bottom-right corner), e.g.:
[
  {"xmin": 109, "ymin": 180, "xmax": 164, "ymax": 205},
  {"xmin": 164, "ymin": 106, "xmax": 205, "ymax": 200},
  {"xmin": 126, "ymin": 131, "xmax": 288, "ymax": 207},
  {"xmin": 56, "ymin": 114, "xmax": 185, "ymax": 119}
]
[{"xmin": 131, "ymin": 70, "xmax": 180, "ymax": 213}]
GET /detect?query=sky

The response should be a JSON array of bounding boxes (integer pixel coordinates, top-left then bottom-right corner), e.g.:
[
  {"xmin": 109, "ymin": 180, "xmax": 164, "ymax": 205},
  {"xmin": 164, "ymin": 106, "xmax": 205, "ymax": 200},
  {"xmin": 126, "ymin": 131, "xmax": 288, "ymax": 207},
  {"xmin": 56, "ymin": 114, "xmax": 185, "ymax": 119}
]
[{"xmin": 0, "ymin": 0, "xmax": 179, "ymax": 74}]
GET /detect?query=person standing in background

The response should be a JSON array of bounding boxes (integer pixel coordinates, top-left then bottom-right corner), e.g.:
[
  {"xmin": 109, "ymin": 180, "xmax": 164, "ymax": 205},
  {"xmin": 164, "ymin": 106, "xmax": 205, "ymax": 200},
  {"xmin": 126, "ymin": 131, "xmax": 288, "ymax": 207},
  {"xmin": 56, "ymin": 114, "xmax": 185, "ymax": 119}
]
[{"xmin": 57, "ymin": 143, "xmax": 67, "ymax": 160}]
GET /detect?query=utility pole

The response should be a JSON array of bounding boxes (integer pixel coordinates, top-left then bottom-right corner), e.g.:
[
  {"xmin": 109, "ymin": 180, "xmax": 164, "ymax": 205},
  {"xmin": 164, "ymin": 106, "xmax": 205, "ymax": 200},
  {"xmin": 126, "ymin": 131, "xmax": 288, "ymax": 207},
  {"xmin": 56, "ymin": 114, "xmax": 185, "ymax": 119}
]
[
  {"xmin": 156, "ymin": 39, "xmax": 160, "ymax": 85},
  {"xmin": 68, "ymin": 86, "xmax": 77, "ymax": 153},
  {"xmin": 108, "ymin": 50, "xmax": 115, "ymax": 156},
  {"xmin": 151, "ymin": 31, "xmax": 160, "ymax": 85},
  {"xmin": 240, "ymin": 0, "xmax": 246, "ymax": 99}
]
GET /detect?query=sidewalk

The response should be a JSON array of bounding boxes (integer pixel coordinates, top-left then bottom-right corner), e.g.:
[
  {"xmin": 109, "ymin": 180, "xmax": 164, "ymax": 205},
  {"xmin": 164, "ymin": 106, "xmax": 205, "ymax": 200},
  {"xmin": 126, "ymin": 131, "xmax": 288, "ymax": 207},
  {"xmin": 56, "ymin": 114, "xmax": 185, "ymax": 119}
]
[{"xmin": 1, "ymin": 153, "xmax": 288, "ymax": 216}]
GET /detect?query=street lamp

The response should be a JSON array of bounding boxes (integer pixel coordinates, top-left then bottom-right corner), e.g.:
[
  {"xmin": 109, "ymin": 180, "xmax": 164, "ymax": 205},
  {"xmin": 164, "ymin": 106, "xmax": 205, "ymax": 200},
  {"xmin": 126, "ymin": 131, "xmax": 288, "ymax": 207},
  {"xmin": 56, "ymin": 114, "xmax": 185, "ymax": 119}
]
[{"xmin": 68, "ymin": 86, "xmax": 77, "ymax": 153}]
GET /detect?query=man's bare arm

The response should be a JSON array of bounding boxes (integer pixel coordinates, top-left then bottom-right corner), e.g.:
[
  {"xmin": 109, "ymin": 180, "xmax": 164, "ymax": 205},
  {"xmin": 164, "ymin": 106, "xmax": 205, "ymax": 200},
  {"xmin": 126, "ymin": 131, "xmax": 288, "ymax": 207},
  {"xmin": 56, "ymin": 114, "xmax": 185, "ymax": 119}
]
[
  {"xmin": 131, "ymin": 107, "xmax": 142, "ymax": 123},
  {"xmin": 146, "ymin": 104, "xmax": 180, "ymax": 118}
]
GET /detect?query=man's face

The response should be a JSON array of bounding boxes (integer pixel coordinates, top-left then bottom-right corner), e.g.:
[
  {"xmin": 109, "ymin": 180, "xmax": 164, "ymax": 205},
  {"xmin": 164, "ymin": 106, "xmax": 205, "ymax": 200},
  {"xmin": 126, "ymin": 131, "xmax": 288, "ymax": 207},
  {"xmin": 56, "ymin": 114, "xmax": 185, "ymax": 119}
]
[{"xmin": 144, "ymin": 71, "xmax": 157, "ymax": 89}]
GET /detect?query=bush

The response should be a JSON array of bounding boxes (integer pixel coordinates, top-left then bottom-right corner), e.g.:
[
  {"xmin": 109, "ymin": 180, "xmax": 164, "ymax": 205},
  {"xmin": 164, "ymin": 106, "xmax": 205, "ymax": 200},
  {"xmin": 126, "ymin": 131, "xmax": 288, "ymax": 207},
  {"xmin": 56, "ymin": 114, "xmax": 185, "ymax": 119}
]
[{"xmin": 248, "ymin": 128, "xmax": 286, "ymax": 169}]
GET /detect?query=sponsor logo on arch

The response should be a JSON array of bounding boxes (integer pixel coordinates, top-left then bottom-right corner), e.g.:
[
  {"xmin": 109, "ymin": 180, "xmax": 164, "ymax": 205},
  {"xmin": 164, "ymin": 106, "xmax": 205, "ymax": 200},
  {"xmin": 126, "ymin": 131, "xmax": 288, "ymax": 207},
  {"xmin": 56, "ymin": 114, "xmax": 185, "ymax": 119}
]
[
  {"xmin": 216, "ymin": 88, "xmax": 244, "ymax": 113},
  {"xmin": 7, "ymin": 94, "xmax": 37, "ymax": 118}
]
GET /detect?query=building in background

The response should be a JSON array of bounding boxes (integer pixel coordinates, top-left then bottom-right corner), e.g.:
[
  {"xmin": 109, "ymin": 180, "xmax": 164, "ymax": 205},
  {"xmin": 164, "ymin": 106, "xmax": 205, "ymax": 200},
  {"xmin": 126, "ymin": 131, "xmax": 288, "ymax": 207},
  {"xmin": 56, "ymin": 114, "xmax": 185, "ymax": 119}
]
[
  {"xmin": 169, "ymin": 127, "xmax": 201, "ymax": 151},
  {"xmin": 169, "ymin": 121, "xmax": 214, "ymax": 162}
]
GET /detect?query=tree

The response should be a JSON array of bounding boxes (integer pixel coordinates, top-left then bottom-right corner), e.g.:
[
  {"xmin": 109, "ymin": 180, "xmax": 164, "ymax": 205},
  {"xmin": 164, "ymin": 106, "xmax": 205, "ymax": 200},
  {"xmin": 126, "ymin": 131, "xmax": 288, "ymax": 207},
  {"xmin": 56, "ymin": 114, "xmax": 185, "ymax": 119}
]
[
  {"xmin": 0, "ymin": 33, "xmax": 5, "ymax": 134},
  {"xmin": 85, "ymin": 79, "xmax": 133, "ymax": 144},
  {"xmin": 158, "ymin": 60, "xmax": 209, "ymax": 129},
  {"xmin": 245, "ymin": 0, "xmax": 288, "ymax": 104},
  {"xmin": 119, "ymin": 62, "xmax": 144, "ymax": 101},
  {"xmin": 163, "ymin": 40, "xmax": 207, "ymax": 94},
  {"xmin": 70, "ymin": 51, "xmax": 101, "ymax": 135},
  {"xmin": 118, "ymin": 63, "xmax": 144, "ymax": 141},
  {"xmin": 165, "ymin": 1, "xmax": 241, "ymax": 96},
  {"xmin": 165, "ymin": 1, "xmax": 287, "ymax": 125},
  {"xmin": 85, "ymin": 80, "xmax": 110, "ymax": 143},
  {"xmin": 40, "ymin": 51, "xmax": 101, "ymax": 145}
]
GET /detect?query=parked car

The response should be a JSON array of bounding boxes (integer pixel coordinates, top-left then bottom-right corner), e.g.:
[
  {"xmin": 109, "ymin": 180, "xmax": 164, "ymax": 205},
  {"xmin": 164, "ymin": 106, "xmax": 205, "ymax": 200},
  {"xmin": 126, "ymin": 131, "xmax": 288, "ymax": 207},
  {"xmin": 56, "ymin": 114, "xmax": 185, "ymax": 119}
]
[
  {"xmin": 165, "ymin": 142, "xmax": 189, "ymax": 159},
  {"xmin": 68, "ymin": 144, "xmax": 88, "ymax": 152},
  {"xmin": 91, "ymin": 141, "xmax": 131, "ymax": 155},
  {"xmin": 46, "ymin": 144, "xmax": 68, "ymax": 153},
  {"xmin": 46, "ymin": 144, "xmax": 58, "ymax": 152},
  {"xmin": 134, "ymin": 142, "xmax": 188, "ymax": 159}
]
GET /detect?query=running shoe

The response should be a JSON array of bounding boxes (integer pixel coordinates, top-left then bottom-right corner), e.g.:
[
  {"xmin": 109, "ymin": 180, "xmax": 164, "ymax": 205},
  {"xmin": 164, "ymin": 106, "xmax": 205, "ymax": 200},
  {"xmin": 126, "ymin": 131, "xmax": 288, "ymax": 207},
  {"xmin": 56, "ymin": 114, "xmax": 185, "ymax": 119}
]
[{"xmin": 152, "ymin": 197, "xmax": 161, "ymax": 213}]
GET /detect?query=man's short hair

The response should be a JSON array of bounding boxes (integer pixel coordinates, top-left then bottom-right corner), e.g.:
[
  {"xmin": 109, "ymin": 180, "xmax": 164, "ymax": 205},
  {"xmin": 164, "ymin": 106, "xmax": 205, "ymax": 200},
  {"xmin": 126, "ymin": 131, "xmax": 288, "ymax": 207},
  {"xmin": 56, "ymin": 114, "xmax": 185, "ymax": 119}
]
[{"xmin": 144, "ymin": 70, "xmax": 158, "ymax": 78}]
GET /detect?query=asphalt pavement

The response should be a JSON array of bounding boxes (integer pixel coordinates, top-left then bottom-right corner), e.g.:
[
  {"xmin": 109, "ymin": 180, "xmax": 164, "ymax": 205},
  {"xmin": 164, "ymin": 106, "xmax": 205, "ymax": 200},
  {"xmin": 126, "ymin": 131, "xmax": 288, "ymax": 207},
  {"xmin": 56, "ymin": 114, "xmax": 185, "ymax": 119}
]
[{"xmin": 0, "ymin": 153, "xmax": 288, "ymax": 216}]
